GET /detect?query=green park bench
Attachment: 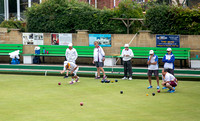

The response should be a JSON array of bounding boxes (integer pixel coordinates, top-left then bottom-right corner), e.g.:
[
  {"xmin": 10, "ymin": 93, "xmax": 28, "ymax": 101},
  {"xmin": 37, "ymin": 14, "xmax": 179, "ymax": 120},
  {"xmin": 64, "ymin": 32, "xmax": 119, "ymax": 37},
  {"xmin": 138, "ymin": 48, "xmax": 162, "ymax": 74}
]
[
  {"xmin": 0, "ymin": 44, "xmax": 23, "ymax": 62},
  {"xmin": 22, "ymin": 45, "xmax": 117, "ymax": 64},
  {"xmin": 120, "ymin": 47, "xmax": 190, "ymax": 68},
  {"xmin": 36, "ymin": 45, "xmax": 95, "ymax": 62}
]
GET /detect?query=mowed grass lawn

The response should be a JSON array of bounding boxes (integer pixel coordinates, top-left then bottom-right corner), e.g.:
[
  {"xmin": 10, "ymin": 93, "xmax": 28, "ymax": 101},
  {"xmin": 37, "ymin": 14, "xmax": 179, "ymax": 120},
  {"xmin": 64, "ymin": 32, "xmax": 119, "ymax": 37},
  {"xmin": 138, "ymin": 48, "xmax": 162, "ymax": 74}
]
[{"xmin": 0, "ymin": 74, "xmax": 200, "ymax": 121}]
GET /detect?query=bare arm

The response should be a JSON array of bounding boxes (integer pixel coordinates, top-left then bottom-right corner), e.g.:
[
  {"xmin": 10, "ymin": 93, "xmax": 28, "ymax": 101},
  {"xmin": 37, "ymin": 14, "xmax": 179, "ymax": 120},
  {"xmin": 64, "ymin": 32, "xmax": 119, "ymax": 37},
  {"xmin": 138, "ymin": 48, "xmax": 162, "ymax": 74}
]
[
  {"xmin": 150, "ymin": 61, "xmax": 157, "ymax": 65},
  {"xmin": 147, "ymin": 56, "xmax": 153, "ymax": 65},
  {"xmin": 60, "ymin": 70, "xmax": 65, "ymax": 74}
]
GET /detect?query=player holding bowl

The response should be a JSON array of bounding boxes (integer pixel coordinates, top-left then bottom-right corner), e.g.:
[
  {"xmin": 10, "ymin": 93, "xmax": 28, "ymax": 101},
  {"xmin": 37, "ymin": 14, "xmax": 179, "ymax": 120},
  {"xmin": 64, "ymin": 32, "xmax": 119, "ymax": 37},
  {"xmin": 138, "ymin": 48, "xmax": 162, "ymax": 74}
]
[{"xmin": 60, "ymin": 61, "xmax": 79, "ymax": 84}]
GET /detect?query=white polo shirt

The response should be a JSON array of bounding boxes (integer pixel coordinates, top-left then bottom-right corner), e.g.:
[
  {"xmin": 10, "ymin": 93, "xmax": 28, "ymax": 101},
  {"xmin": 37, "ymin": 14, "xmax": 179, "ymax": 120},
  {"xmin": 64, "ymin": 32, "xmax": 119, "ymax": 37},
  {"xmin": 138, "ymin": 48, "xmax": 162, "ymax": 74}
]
[
  {"xmin": 148, "ymin": 55, "xmax": 159, "ymax": 70},
  {"xmin": 63, "ymin": 61, "xmax": 78, "ymax": 71},
  {"xmin": 65, "ymin": 48, "xmax": 78, "ymax": 63},
  {"xmin": 121, "ymin": 48, "xmax": 134, "ymax": 61},
  {"xmin": 162, "ymin": 72, "xmax": 175, "ymax": 82},
  {"xmin": 93, "ymin": 46, "xmax": 105, "ymax": 62}
]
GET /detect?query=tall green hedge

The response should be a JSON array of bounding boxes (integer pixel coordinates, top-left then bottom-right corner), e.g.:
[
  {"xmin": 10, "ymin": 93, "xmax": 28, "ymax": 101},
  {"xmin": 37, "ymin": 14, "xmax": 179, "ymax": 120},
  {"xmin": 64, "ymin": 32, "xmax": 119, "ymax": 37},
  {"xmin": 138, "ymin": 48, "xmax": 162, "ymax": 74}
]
[
  {"xmin": 25, "ymin": 0, "xmax": 143, "ymax": 34},
  {"xmin": 145, "ymin": 4, "xmax": 200, "ymax": 35}
]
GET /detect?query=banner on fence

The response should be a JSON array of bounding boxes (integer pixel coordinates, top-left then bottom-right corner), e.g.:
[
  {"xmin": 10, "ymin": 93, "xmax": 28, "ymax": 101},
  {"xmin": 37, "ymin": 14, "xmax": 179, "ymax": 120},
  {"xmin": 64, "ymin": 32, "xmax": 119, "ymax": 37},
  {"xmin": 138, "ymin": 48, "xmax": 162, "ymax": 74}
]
[
  {"xmin": 156, "ymin": 35, "xmax": 180, "ymax": 48},
  {"xmin": 23, "ymin": 33, "xmax": 44, "ymax": 45},
  {"xmin": 89, "ymin": 34, "xmax": 111, "ymax": 47},
  {"xmin": 51, "ymin": 33, "xmax": 72, "ymax": 45}
]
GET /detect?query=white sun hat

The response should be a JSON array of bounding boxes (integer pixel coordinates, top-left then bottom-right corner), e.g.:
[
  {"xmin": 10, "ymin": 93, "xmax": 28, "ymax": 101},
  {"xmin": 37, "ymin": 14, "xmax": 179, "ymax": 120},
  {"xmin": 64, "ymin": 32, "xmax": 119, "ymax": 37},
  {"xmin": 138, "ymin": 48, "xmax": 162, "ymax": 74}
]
[
  {"xmin": 124, "ymin": 44, "xmax": 129, "ymax": 47},
  {"xmin": 149, "ymin": 50, "xmax": 154, "ymax": 54},
  {"xmin": 167, "ymin": 48, "xmax": 172, "ymax": 51},
  {"xmin": 68, "ymin": 43, "xmax": 73, "ymax": 46}
]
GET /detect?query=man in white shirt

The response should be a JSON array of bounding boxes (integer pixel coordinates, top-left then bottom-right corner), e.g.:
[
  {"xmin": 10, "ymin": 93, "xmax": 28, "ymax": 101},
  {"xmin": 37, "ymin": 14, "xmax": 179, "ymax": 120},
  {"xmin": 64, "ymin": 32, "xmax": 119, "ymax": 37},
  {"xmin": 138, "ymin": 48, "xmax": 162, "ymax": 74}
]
[
  {"xmin": 161, "ymin": 69, "xmax": 178, "ymax": 93},
  {"xmin": 93, "ymin": 41, "xmax": 107, "ymax": 79},
  {"xmin": 147, "ymin": 50, "xmax": 160, "ymax": 89},
  {"xmin": 64, "ymin": 43, "xmax": 78, "ymax": 78},
  {"xmin": 60, "ymin": 61, "xmax": 79, "ymax": 84},
  {"xmin": 121, "ymin": 44, "xmax": 134, "ymax": 80}
]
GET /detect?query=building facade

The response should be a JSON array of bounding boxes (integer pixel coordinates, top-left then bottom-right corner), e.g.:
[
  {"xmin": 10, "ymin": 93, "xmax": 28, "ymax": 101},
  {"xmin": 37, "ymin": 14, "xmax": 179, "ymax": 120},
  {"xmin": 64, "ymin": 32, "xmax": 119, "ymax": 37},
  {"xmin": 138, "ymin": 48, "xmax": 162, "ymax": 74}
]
[
  {"xmin": 80, "ymin": 0, "xmax": 147, "ymax": 9},
  {"xmin": 0, "ymin": 0, "xmax": 147, "ymax": 22},
  {"xmin": 0, "ymin": 0, "xmax": 42, "ymax": 22}
]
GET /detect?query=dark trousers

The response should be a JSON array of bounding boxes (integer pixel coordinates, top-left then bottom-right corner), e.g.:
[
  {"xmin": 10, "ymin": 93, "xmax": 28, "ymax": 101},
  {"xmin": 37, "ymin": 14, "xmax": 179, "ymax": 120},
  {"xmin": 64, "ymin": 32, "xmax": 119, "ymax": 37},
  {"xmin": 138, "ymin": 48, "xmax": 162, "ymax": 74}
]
[
  {"xmin": 123, "ymin": 60, "xmax": 132, "ymax": 78},
  {"xmin": 165, "ymin": 69, "xmax": 174, "ymax": 75}
]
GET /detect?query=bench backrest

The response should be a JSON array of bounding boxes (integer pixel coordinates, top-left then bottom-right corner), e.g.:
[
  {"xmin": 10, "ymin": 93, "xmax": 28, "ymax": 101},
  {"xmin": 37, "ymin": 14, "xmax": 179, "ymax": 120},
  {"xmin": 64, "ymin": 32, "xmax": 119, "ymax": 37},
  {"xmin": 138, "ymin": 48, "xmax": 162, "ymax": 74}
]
[
  {"xmin": 38, "ymin": 45, "xmax": 95, "ymax": 56},
  {"xmin": 120, "ymin": 47, "xmax": 190, "ymax": 59},
  {"xmin": 0, "ymin": 44, "xmax": 23, "ymax": 55}
]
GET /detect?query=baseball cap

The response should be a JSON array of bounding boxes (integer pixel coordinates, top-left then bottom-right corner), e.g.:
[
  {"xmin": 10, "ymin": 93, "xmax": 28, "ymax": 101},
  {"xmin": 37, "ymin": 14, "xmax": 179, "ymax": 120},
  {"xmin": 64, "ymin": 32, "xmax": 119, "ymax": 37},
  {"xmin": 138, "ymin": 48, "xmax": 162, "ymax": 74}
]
[
  {"xmin": 167, "ymin": 48, "xmax": 172, "ymax": 51},
  {"xmin": 68, "ymin": 43, "xmax": 73, "ymax": 46},
  {"xmin": 124, "ymin": 44, "xmax": 129, "ymax": 47},
  {"xmin": 149, "ymin": 50, "xmax": 154, "ymax": 54}
]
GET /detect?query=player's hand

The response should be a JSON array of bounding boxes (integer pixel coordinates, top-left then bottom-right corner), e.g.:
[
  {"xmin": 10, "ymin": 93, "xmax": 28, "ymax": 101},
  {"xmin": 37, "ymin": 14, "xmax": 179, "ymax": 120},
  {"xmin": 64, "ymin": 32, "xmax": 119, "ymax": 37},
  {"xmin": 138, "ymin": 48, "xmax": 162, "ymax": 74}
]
[
  {"xmin": 71, "ymin": 71, "xmax": 74, "ymax": 74},
  {"xmin": 60, "ymin": 71, "xmax": 63, "ymax": 74},
  {"xmin": 102, "ymin": 57, "xmax": 105, "ymax": 62},
  {"xmin": 92, "ymin": 60, "xmax": 94, "ymax": 64}
]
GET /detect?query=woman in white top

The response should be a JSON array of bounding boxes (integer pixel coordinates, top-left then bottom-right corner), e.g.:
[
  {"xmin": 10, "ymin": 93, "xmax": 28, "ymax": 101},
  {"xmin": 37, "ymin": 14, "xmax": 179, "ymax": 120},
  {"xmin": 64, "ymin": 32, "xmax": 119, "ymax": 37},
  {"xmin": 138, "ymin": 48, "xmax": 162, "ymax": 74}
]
[{"xmin": 93, "ymin": 41, "xmax": 107, "ymax": 79}]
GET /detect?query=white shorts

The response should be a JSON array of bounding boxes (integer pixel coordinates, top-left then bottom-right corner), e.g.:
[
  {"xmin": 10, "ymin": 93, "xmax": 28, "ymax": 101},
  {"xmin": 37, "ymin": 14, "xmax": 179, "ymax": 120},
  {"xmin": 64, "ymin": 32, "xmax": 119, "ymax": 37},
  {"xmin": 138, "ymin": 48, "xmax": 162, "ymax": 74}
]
[{"xmin": 72, "ymin": 67, "xmax": 79, "ymax": 76}]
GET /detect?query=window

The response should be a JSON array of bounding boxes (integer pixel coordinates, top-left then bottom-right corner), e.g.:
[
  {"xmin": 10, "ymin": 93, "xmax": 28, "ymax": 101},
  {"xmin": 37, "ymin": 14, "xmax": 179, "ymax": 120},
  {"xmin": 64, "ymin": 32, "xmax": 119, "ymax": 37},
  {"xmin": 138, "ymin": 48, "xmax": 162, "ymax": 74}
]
[
  {"xmin": 136, "ymin": 0, "xmax": 145, "ymax": 3},
  {"xmin": 32, "ymin": 0, "xmax": 40, "ymax": 4},
  {"xmin": 0, "ymin": 0, "xmax": 4, "ymax": 23}
]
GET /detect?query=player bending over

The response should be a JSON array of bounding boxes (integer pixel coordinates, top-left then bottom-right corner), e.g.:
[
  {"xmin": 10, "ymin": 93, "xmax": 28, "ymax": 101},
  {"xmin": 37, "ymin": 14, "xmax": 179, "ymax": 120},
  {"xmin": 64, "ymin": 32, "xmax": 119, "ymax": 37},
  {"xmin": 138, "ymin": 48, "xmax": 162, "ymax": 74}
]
[
  {"xmin": 60, "ymin": 61, "xmax": 79, "ymax": 84},
  {"xmin": 161, "ymin": 69, "xmax": 178, "ymax": 93}
]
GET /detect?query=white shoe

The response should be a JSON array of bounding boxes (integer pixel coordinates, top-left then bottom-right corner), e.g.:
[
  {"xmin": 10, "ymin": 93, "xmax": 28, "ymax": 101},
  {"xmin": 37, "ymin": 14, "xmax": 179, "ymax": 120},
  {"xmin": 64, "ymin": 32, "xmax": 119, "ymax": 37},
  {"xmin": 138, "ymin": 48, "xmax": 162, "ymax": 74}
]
[
  {"xmin": 122, "ymin": 77, "xmax": 128, "ymax": 80},
  {"xmin": 129, "ymin": 77, "xmax": 132, "ymax": 80}
]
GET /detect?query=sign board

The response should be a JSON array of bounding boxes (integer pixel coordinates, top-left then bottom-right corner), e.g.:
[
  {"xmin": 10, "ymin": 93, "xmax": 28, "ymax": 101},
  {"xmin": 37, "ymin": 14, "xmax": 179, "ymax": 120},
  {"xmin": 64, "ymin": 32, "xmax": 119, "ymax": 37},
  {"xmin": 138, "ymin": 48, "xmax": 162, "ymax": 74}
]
[
  {"xmin": 156, "ymin": 35, "xmax": 180, "ymax": 48},
  {"xmin": 23, "ymin": 33, "xmax": 44, "ymax": 45},
  {"xmin": 51, "ymin": 33, "xmax": 72, "ymax": 45},
  {"xmin": 89, "ymin": 34, "xmax": 111, "ymax": 47}
]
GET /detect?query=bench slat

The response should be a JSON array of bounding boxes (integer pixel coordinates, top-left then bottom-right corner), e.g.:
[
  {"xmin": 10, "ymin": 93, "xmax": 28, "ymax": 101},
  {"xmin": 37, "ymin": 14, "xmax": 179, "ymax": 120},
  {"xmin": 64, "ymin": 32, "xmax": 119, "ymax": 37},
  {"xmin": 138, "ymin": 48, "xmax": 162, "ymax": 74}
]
[
  {"xmin": 0, "ymin": 44, "xmax": 23, "ymax": 56},
  {"xmin": 120, "ymin": 47, "xmax": 190, "ymax": 60}
]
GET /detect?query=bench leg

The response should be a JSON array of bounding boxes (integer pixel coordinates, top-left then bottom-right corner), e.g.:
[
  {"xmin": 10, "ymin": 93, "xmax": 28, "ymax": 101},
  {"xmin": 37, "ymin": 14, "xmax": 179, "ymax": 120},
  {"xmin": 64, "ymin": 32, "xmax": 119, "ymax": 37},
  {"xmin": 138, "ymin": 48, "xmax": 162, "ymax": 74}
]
[
  {"xmin": 184, "ymin": 59, "xmax": 186, "ymax": 68},
  {"xmin": 121, "ymin": 58, "xmax": 123, "ymax": 65},
  {"xmin": 180, "ymin": 60, "xmax": 183, "ymax": 69},
  {"xmin": 43, "ymin": 56, "xmax": 45, "ymax": 63}
]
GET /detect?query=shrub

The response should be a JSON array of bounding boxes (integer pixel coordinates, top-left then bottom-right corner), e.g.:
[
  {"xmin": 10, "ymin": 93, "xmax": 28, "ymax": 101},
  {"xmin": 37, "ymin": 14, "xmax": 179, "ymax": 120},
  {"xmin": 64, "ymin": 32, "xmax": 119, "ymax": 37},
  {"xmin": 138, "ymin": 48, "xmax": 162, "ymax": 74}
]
[
  {"xmin": 145, "ymin": 4, "xmax": 200, "ymax": 35},
  {"xmin": 0, "ymin": 19, "xmax": 25, "ymax": 32},
  {"xmin": 25, "ymin": 0, "xmax": 144, "ymax": 34}
]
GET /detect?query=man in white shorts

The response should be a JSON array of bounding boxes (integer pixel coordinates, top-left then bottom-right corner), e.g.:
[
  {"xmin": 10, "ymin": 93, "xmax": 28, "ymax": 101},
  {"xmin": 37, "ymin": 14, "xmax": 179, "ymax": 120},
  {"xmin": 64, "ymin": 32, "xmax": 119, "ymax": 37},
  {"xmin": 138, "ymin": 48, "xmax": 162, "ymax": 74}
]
[
  {"xmin": 60, "ymin": 61, "xmax": 79, "ymax": 84},
  {"xmin": 64, "ymin": 43, "xmax": 78, "ymax": 78},
  {"xmin": 161, "ymin": 69, "xmax": 178, "ymax": 93}
]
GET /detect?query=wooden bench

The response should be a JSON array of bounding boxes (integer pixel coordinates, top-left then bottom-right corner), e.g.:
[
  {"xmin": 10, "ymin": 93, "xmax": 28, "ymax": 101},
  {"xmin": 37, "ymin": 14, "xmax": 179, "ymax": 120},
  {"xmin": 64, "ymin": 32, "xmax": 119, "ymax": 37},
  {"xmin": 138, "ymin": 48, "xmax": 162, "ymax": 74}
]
[
  {"xmin": 0, "ymin": 44, "xmax": 23, "ymax": 55},
  {"xmin": 120, "ymin": 47, "xmax": 190, "ymax": 68},
  {"xmin": 22, "ymin": 45, "xmax": 117, "ymax": 65},
  {"xmin": 0, "ymin": 44, "xmax": 23, "ymax": 62},
  {"xmin": 34, "ymin": 45, "xmax": 95, "ymax": 62}
]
